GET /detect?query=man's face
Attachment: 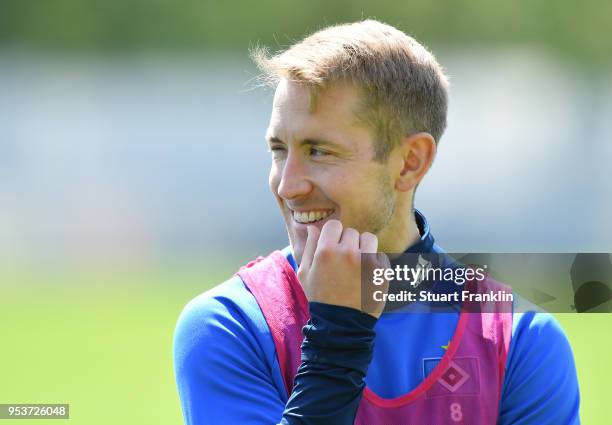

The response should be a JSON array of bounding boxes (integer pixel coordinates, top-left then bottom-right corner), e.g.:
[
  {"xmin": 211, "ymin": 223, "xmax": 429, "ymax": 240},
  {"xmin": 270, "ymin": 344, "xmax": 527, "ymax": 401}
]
[{"xmin": 266, "ymin": 79, "xmax": 399, "ymax": 264}]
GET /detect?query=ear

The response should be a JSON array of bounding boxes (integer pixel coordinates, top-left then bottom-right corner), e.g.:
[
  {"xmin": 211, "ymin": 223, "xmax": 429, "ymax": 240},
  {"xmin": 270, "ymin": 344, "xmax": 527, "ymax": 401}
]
[{"xmin": 395, "ymin": 132, "xmax": 437, "ymax": 192}]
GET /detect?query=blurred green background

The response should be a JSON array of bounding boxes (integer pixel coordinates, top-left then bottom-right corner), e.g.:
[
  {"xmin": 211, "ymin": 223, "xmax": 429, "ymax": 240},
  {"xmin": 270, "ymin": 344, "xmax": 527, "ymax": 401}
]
[
  {"xmin": 1, "ymin": 1, "xmax": 611, "ymax": 424},
  {"xmin": 1, "ymin": 0, "xmax": 611, "ymax": 66}
]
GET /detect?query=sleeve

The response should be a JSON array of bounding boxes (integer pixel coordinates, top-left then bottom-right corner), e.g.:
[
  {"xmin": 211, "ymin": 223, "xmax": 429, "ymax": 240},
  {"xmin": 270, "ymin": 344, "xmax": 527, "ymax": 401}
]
[
  {"xmin": 173, "ymin": 284, "xmax": 287, "ymax": 424},
  {"xmin": 280, "ymin": 302, "xmax": 377, "ymax": 425},
  {"xmin": 498, "ymin": 311, "xmax": 580, "ymax": 424}
]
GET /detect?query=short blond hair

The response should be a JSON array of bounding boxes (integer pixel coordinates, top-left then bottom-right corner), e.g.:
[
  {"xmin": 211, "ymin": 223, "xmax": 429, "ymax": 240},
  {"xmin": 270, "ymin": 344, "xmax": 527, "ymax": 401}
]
[{"xmin": 252, "ymin": 19, "xmax": 449, "ymax": 161}]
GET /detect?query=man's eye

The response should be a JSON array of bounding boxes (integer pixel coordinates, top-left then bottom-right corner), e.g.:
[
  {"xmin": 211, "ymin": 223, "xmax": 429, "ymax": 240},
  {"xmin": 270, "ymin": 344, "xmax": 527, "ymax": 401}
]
[
  {"xmin": 309, "ymin": 147, "xmax": 328, "ymax": 157},
  {"xmin": 269, "ymin": 146, "xmax": 287, "ymax": 159}
]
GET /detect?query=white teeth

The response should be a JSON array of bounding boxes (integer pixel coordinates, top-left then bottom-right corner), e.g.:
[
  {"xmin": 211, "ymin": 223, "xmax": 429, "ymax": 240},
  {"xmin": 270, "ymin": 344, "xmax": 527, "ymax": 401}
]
[{"xmin": 292, "ymin": 209, "xmax": 333, "ymax": 224}]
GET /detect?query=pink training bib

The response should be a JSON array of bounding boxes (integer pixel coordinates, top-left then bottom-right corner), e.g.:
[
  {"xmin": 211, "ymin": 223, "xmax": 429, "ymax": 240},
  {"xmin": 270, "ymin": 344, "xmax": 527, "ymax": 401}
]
[{"xmin": 237, "ymin": 251, "xmax": 512, "ymax": 425}]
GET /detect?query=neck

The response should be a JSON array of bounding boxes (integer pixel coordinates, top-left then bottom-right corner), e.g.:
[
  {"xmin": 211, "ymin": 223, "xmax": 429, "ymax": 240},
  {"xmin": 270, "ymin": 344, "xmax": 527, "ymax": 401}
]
[{"xmin": 378, "ymin": 201, "xmax": 421, "ymax": 253}]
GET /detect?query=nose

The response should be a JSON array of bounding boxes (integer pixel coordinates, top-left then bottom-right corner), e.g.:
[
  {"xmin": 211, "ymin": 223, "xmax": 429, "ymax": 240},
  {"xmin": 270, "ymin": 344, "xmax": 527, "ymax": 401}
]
[{"xmin": 275, "ymin": 151, "xmax": 313, "ymax": 201}]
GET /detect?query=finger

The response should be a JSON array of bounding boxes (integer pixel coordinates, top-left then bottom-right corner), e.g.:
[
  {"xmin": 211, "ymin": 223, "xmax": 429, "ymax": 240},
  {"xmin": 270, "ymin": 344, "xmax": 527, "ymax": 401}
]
[
  {"xmin": 339, "ymin": 227, "xmax": 360, "ymax": 248},
  {"xmin": 359, "ymin": 232, "xmax": 378, "ymax": 253},
  {"xmin": 317, "ymin": 219, "xmax": 343, "ymax": 250},
  {"xmin": 299, "ymin": 225, "xmax": 320, "ymax": 272}
]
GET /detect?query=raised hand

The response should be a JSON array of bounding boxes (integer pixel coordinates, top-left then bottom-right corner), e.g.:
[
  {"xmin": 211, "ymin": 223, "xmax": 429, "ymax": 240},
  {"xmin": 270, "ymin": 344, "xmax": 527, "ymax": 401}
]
[{"xmin": 297, "ymin": 219, "xmax": 390, "ymax": 318}]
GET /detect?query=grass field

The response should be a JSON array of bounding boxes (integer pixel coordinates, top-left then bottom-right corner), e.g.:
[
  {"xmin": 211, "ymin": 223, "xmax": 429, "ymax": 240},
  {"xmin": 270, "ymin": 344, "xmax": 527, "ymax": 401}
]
[{"xmin": 0, "ymin": 267, "xmax": 609, "ymax": 424}]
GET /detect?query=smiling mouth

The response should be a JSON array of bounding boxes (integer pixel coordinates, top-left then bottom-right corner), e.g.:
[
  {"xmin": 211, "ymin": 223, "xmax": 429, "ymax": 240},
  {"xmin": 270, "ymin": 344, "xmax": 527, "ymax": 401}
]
[{"xmin": 291, "ymin": 209, "xmax": 335, "ymax": 224}]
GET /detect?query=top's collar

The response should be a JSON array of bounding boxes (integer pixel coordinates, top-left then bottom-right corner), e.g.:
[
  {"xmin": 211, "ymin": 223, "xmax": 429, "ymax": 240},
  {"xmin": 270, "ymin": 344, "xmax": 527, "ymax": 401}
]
[{"xmin": 404, "ymin": 209, "xmax": 435, "ymax": 254}]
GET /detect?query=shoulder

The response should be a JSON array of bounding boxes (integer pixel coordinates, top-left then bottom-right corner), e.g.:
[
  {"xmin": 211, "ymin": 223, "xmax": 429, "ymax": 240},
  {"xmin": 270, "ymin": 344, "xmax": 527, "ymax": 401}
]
[
  {"xmin": 507, "ymin": 311, "xmax": 576, "ymax": 373},
  {"xmin": 173, "ymin": 247, "xmax": 295, "ymax": 367},
  {"xmin": 173, "ymin": 273, "xmax": 287, "ymax": 397},
  {"xmin": 173, "ymin": 275, "xmax": 271, "ymax": 363},
  {"xmin": 499, "ymin": 311, "xmax": 580, "ymax": 424},
  {"xmin": 510, "ymin": 311, "xmax": 568, "ymax": 344},
  {"xmin": 172, "ymin": 270, "xmax": 291, "ymax": 422}
]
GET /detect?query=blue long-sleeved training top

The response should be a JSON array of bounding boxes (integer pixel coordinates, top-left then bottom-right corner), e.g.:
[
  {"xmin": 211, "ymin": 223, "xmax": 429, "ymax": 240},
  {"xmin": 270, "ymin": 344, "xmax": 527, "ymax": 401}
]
[{"xmin": 173, "ymin": 212, "xmax": 580, "ymax": 424}]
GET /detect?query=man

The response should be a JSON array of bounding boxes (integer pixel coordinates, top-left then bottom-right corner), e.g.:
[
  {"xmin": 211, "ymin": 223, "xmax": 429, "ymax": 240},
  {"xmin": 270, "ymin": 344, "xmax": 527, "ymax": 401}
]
[{"xmin": 173, "ymin": 20, "xmax": 580, "ymax": 424}]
